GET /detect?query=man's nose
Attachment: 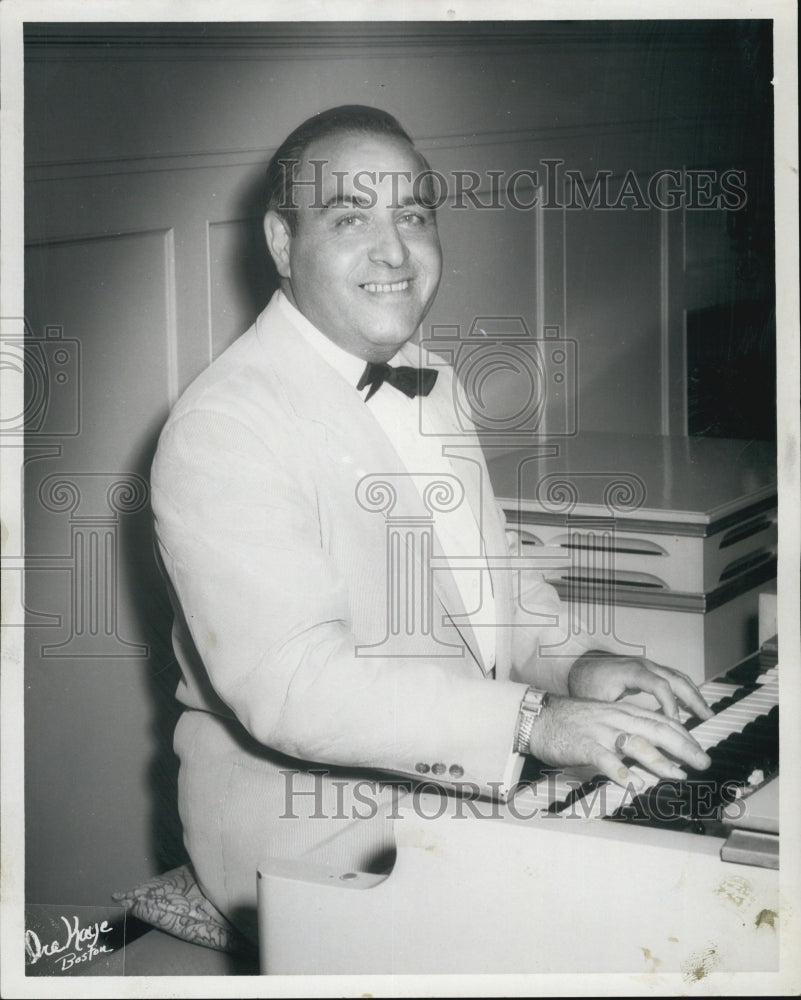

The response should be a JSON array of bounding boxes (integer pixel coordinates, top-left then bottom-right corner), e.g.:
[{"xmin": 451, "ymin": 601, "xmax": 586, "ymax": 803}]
[{"xmin": 368, "ymin": 222, "xmax": 408, "ymax": 268}]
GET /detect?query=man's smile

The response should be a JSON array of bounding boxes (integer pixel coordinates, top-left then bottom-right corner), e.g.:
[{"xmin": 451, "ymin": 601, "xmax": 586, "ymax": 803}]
[{"xmin": 360, "ymin": 279, "xmax": 412, "ymax": 294}]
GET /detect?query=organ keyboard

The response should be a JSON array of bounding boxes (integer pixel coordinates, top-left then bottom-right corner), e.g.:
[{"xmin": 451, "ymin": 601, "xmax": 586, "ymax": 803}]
[
  {"xmin": 519, "ymin": 653, "xmax": 779, "ymax": 845},
  {"xmin": 258, "ymin": 651, "xmax": 782, "ymax": 977}
]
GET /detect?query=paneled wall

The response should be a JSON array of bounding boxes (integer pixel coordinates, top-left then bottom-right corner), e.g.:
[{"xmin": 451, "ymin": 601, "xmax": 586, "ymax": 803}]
[{"xmin": 22, "ymin": 21, "xmax": 770, "ymax": 905}]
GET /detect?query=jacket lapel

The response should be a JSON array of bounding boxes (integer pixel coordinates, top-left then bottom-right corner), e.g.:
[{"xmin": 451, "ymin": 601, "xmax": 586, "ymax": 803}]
[
  {"xmin": 254, "ymin": 299, "xmax": 491, "ymax": 676},
  {"xmin": 411, "ymin": 339, "xmax": 515, "ymax": 682}
]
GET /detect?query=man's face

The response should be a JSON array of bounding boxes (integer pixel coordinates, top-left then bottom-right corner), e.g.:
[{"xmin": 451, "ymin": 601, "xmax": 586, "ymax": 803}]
[{"xmin": 265, "ymin": 131, "xmax": 442, "ymax": 362}]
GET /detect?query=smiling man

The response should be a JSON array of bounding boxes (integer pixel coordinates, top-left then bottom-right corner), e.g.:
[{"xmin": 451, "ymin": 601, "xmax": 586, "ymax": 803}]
[
  {"xmin": 150, "ymin": 106, "xmax": 712, "ymax": 944},
  {"xmin": 264, "ymin": 126, "xmax": 442, "ymax": 362}
]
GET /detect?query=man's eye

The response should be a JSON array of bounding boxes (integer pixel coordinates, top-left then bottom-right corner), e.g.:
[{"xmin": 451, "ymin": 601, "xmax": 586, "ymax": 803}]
[
  {"xmin": 336, "ymin": 214, "xmax": 364, "ymax": 228},
  {"xmin": 399, "ymin": 211, "xmax": 428, "ymax": 226}
]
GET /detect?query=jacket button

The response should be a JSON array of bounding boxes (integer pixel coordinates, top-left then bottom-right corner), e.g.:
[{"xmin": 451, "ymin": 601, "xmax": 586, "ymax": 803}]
[
  {"xmin": 432, "ymin": 762, "xmax": 446, "ymax": 775},
  {"xmin": 449, "ymin": 764, "xmax": 464, "ymax": 778},
  {"xmin": 415, "ymin": 762, "xmax": 430, "ymax": 774}
]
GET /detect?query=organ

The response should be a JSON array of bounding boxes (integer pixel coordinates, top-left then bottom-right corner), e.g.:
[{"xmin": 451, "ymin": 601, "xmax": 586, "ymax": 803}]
[
  {"xmin": 257, "ymin": 435, "xmax": 783, "ymax": 977},
  {"xmin": 257, "ymin": 649, "xmax": 781, "ymax": 976},
  {"xmin": 486, "ymin": 433, "xmax": 777, "ymax": 683}
]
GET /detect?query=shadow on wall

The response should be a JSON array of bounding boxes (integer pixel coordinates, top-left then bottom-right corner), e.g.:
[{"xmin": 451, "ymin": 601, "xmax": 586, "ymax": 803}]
[
  {"xmin": 211, "ymin": 163, "xmax": 282, "ymax": 356},
  {"xmin": 120, "ymin": 428, "xmax": 189, "ymax": 876},
  {"xmin": 229, "ymin": 169, "xmax": 281, "ymax": 329}
]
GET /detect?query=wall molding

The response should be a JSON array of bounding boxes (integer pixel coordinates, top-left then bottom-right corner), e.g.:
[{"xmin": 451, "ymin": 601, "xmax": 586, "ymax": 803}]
[
  {"xmin": 163, "ymin": 227, "xmax": 179, "ymax": 408},
  {"xmin": 24, "ymin": 226, "xmax": 176, "ymax": 251},
  {"xmin": 25, "ymin": 117, "xmax": 746, "ymax": 184},
  {"xmin": 23, "ymin": 20, "xmax": 747, "ymax": 60}
]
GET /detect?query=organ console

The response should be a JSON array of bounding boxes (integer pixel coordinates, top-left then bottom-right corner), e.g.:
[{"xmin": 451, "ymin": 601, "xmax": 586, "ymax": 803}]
[
  {"xmin": 486, "ymin": 434, "xmax": 778, "ymax": 683},
  {"xmin": 257, "ymin": 436, "xmax": 784, "ymax": 979},
  {"xmin": 258, "ymin": 648, "xmax": 782, "ymax": 977}
]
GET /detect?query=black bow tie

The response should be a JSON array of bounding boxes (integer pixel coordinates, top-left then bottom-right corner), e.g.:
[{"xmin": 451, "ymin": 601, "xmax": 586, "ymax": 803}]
[{"xmin": 357, "ymin": 361, "xmax": 438, "ymax": 402}]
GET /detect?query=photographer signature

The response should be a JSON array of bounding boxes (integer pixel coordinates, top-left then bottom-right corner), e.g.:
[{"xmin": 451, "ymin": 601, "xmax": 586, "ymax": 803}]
[{"xmin": 25, "ymin": 914, "xmax": 114, "ymax": 972}]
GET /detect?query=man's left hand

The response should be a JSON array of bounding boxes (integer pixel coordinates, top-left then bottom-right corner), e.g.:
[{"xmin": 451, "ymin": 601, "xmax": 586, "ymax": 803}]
[{"xmin": 567, "ymin": 652, "xmax": 714, "ymax": 722}]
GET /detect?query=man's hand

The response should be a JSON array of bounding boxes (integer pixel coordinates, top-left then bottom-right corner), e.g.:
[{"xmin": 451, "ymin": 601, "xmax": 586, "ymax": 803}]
[
  {"xmin": 568, "ymin": 651, "xmax": 714, "ymax": 722},
  {"xmin": 527, "ymin": 695, "xmax": 712, "ymax": 788}
]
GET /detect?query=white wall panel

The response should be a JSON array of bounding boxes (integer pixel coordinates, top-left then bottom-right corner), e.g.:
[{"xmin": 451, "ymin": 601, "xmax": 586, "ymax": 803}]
[{"xmin": 24, "ymin": 229, "xmax": 184, "ymax": 903}]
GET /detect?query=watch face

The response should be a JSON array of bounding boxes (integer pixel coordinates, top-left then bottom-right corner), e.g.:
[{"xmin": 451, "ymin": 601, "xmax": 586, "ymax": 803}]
[{"xmin": 522, "ymin": 689, "xmax": 547, "ymax": 713}]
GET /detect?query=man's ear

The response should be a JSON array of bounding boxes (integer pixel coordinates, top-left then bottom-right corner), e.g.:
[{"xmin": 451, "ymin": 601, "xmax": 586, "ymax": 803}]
[{"xmin": 264, "ymin": 211, "xmax": 292, "ymax": 278}]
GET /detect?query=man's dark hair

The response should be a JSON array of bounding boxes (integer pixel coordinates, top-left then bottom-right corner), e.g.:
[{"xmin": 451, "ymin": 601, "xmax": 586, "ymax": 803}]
[{"xmin": 265, "ymin": 105, "xmax": 431, "ymax": 234}]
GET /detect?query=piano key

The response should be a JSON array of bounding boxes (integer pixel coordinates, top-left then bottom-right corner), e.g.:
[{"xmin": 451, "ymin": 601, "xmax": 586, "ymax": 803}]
[
  {"xmin": 723, "ymin": 653, "xmax": 777, "ymax": 686},
  {"xmin": 605, "ymin": 709, "xmax": 779, "ymax": 825},
  {"xmin": 679, "ymin": 672, "xmax": 775, "ymax": 729},
  {"xmin": 557, "ymin": 682, "xmax": 779, "ymax": 823}
]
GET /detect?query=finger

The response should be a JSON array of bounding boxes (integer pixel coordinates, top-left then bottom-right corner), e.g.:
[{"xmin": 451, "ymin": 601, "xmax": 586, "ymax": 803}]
[
  {"xmin": 587, "ymin": 744, "xmax": 648, "ymax": 790},
  {"xmin": 603, "ymin": 701, "xmax": 704, "ymax": 747},
  {"xmin": 618, "ymin": 733, "xmax": 689, "ymax": 781},
  {"xmin": 620, "ymin": 714, "xmax": 711, "ymax": 771},
  {"xmin": 651, "ymin": 666, "xmax": 714, "ymax": 720},
  {"xmin": 624, "ymin": 667, "xmax": 679, "ymax": 719}
]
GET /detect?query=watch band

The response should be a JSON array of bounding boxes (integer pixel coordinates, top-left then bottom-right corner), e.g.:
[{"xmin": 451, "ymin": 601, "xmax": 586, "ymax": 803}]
[{"xmin": 514, "ymin": 687, "xmax": 549, "ymax": 755}]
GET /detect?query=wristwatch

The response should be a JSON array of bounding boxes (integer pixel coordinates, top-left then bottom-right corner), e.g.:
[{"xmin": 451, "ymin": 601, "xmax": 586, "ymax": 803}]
[{"xmin": 514, "ymin": 687, "xmax": 549, "ymax": 755}]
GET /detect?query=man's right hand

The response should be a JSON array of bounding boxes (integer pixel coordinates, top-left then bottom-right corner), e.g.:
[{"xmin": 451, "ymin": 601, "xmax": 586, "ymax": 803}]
[{"xmin": 526, "ymin": 695, "xmax": 712, "ymax": 788}]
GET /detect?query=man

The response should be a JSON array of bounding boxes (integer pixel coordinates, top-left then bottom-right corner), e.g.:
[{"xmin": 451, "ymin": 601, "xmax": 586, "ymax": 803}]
[{"xmin": 151, "ymin": 105, "xmax": 712, "ymax": 943}]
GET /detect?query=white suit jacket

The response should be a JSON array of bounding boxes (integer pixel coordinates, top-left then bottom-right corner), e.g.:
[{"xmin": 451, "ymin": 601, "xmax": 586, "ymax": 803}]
[{"xmin": 151, "ymin": 291, "xmax": 590, "ymax": 798}]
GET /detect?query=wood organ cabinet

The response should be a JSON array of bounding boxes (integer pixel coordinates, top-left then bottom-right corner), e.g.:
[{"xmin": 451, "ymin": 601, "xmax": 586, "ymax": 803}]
[{"xmin": 485, "ymin": 433, "xmax": 777, "ymax": 683}]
